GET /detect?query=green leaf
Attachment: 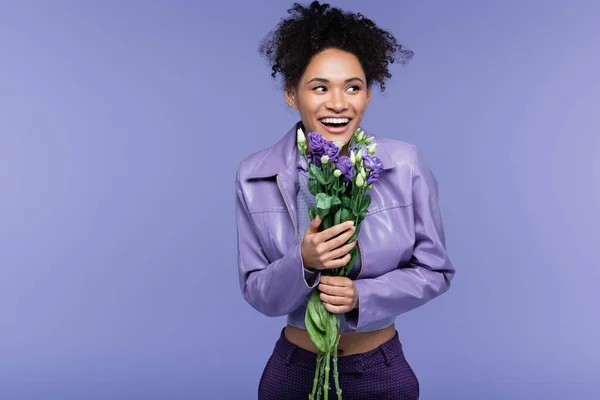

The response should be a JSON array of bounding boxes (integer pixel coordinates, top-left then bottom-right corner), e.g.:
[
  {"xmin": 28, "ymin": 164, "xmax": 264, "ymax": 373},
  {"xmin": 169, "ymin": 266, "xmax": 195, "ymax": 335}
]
[
  {"xmin": 326, "ymin": 313, "xmax": 340, "ymax": 349},
  {"xmin": 341, "ymin": 196, "xmax": 351, "ymax": 209},
  {"xmin": 341, "ymin": 208, "xmax": 352, "ymax": 223},
  {"xmin": 310, "ymin": 164, "xmax": 327, "ymax": 185},
  {"xmin": 321, "ymin": 215, "xmax": 331, "ymax": 230},
  {"xmin": 330, "ymin": 196, "xmax": 341, "ymax": 206},
  {"xmin": 360, "ymin": 195, "xmax": 372, "ymax": 213},
  {"xmin": 351, "ymin": 196, "xmax": 360, "ymax": 216},
  {"xmin": 316, "ymin": 193, "xmax": 332, "ymax": 210},
  {"xmin": 308, "ymin": 206, "xmax": 316, "ymax": 221},
  {"xmin": 334, "ymin": 208, "xmax": 342, "ymax": 226},
  {"xmin": 308, "ymin": 180, "xmax": 319, "ymax": 196},
  {"xmin": 307, "ymin": 296, "xmax": 325, "ymax": 332},
  {"xmin": 306, "ymin": 294, "xmax": 327, "ymax": 352}
]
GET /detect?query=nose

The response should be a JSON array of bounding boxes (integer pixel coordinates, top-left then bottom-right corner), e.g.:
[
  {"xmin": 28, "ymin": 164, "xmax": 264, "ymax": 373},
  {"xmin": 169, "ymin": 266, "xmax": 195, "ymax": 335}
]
[{"xmin": 326, "ymin": 90, "xmax": 348, "ymax": 112}]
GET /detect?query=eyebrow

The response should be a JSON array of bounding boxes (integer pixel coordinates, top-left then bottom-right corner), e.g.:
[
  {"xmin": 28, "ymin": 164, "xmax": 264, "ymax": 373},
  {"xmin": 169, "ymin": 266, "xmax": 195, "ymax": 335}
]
[{"xmin": 306, "ymin": 77, "xmax": 364, "ymax": 85}]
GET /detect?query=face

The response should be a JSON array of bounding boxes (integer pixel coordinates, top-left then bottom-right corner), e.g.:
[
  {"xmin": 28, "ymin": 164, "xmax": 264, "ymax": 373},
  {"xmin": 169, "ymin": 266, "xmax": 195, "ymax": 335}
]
[{"xmin": 285, "ymin": 48, "xmax": 371, "ymax": 153}]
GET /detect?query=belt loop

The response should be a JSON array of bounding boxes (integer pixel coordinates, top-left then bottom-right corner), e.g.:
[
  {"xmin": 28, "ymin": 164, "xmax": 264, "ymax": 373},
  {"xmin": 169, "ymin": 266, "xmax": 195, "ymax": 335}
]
[
  {"xmin": 380, "ymin": 346, "xmax": 391, "ymax": 366},
  {"xmin": 285, "ymin": 344, "xmax": 297, "ymax": 366}
]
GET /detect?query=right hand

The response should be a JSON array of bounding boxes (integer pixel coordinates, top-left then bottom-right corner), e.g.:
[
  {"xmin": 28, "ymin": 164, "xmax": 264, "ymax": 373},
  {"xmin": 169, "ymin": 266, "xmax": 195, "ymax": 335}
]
[{"xmin": 301, "ymin": 215, "xmax": 357, "ymax": 271}]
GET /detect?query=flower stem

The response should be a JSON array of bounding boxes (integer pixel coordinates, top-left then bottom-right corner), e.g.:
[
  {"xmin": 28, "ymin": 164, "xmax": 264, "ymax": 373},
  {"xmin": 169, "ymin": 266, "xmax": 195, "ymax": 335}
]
[
  {"xmin": 317, "ymin": 351, "xmax": 326, "ymax": 400},
  {"xmin": 333, "ymin": 334, "xmax": 342, "ymax": 399},
  {"xmin": 324, "ymin": 350, "xmax": 331, "ymax": 400},
  {"xmin": 310, "ymin": 353, "xmax": 323, "ymax": 400}
]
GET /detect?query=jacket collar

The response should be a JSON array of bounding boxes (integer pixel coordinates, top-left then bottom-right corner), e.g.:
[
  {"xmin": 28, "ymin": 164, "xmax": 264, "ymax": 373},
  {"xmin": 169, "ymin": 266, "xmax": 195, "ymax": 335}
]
[{"xmin": 246, "ymin": 121, "xmax": 395, "ymax": 179}]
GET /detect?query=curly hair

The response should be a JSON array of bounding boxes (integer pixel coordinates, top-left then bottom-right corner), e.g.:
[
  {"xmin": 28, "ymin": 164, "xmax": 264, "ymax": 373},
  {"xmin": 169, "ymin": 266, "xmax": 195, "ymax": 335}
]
[{"xmin": 258, "ymin": 1, "xmax": 414, "ymax": 92}]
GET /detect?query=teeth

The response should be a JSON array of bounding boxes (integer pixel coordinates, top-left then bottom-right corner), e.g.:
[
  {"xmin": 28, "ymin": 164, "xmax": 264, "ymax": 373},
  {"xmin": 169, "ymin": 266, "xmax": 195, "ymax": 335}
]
[{"xmin": 321, "ymin": 117, "xmax": 349, "ymax": 124}]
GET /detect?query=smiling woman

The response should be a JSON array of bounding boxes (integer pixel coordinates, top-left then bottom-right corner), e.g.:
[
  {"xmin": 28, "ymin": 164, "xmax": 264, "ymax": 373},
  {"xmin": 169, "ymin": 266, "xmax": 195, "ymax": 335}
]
[{"xmin": 235, "ymin": 2, "xmax": 455, "ymax": 399}]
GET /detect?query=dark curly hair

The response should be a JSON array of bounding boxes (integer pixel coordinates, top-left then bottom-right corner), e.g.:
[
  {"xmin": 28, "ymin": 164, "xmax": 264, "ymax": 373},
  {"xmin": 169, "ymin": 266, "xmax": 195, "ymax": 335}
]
[{"xmin": 258, "ymin": 1, "xmax": 414, "ymax": 92}]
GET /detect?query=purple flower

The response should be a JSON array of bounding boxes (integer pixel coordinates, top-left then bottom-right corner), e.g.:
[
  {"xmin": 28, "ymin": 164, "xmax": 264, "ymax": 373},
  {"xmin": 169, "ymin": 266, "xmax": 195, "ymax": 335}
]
[
  {"xmin": 335, "ymin": 156, "xmax": 354, "ymax": 182},
  {"xmin": 362, "ymin": 155, "xmax": 383, "ymax": 173},
  {"xmin": 307, "ymin": 150, "xmax": 322, "ymax": 167},
  {"xmin": 366, "ymin": 170, "xmax": 381, "ymax": 185},
  {"xmin": 323, "ymin": 141, "xmax": 340, "ymax": 163},
  {"xmin": 308, "ymin": 132, "xmax": 326, "ymax": 153},
  {"xmin": 363, "ymin": 155, "xmax": 383, "ymax": 185}
]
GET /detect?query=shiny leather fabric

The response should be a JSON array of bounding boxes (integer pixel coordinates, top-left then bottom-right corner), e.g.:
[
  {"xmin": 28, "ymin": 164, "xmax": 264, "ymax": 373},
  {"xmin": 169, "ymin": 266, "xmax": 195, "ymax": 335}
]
[{"xmin": 235, "ymin": 122, "xmax": 455, "ymax": 331}]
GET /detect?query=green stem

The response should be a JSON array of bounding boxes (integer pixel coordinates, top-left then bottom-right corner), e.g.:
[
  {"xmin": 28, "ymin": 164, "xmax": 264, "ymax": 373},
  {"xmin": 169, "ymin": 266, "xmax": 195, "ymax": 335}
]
[
  {"xmin": 333, "ymin": 335, "xmax": 342, "ymax": 399},
  {"xmin": 324, "ymin": 351, "xmax": 331, "ymax": 400},
  {"xmin": 317, "ymin": 351, "xmax": 326, "ymax": 400},
  {"xmin": 310, "ymin": 353, "xmax": 323, "ymax": 400}
]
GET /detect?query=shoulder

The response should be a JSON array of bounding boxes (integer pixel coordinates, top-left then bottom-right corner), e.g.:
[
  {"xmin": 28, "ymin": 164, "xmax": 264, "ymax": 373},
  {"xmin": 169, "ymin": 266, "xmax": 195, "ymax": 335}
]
[
  {"xmin": 374, "ymin": 136, "xmax": 422, "ymax": 172},
  {"xmin": 236, "ymin": 147, "xmax": 272, "ymax": 183}
]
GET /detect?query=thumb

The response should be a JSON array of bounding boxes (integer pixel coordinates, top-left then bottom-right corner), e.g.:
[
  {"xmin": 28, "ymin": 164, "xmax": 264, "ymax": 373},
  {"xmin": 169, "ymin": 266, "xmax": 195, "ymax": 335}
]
[{"xmin": 307, "ymin": 215, "xmax": 322, "ymax": 234}]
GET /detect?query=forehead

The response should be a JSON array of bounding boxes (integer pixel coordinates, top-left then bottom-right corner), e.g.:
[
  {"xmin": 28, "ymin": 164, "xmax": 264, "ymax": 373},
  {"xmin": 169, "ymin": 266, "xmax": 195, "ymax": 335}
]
[{"xmin": 302, "ymin": 49, "xmax": 365, "ymax": 81}]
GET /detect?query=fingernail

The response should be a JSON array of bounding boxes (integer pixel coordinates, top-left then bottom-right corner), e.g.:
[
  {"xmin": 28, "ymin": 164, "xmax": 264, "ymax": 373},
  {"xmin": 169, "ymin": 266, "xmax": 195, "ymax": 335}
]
[{"xmin": 348, "ymin": 221, "xmax": 354, "ymax": 226}]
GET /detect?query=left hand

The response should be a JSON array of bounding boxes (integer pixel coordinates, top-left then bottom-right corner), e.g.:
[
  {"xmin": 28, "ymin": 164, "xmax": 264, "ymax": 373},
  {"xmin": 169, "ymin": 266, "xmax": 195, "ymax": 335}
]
[{"xmin": 318, "ymin": 275, "xmax": 359, "ymax": 314}]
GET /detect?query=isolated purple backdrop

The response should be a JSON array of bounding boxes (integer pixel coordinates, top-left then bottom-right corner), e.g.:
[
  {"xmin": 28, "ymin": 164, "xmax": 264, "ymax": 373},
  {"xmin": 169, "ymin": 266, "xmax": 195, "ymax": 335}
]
[{"xmin": 1, "ymin": 1, "xmax": 599, "ymax": 399}]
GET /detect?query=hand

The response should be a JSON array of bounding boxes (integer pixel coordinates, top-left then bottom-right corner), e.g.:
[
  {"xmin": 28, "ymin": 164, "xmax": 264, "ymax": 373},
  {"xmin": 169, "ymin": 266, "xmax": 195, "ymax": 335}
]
[
  {"xmin": 318, "ymin": 275, "xmax": 359, "ymax": 314},
  {"xmin": 301, "ymin": 215, "xmax": 357, "ymax": 271}
]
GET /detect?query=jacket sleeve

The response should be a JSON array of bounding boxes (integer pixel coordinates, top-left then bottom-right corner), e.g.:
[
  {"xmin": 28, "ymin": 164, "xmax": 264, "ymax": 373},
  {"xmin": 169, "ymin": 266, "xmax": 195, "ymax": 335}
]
[
  {"xmin": 346, "ymin": 145, "xmax": 455, "ymax": 330},
  {"xmin": 235, "ymin": 168, "xmax": 320, "ymax": 317}
]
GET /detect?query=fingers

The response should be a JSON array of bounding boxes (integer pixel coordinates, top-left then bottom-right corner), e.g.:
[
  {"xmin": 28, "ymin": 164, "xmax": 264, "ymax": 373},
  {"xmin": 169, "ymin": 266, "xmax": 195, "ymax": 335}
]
[
  {"xmin": 319, "ymin": 275, "xmax": 352, "ymax": 286},
  {"xmin": 306, "ymin": 215, "xmax": 322, "ymax": 234},
  {"xmin": 323, "ymin": 303, "xmax": 354, "ymax": 314},
  {"xmin": 318, "ymin": 225, "xmax": 356, "ymax": 254},
  {"xmin": 319, "ymin": 292, "xmax": 353, "ymax": 306},
  {"xmin": 320, "ymin": 252, "xmax": 351, "ymax": 269},
  {"xmin": 317, "ymin": 220, "xmax": 355, "ymax": 242},
  {"xmin": 325, "ymin": 240, "xmax": 357, "ymax": 262}
]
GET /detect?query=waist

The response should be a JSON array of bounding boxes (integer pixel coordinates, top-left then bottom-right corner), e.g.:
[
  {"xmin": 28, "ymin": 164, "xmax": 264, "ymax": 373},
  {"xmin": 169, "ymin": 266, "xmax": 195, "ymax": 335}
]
[{"xmin": 284, "ymin": 323, "xmax": 396, "ymax": 356}]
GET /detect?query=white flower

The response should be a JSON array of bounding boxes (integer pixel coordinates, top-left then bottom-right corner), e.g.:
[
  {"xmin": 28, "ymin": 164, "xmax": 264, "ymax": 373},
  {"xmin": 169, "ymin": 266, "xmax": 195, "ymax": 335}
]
[
  {"xmin": 367, "ymin": 143, "xmax": 377, "ymax": 155},
  {"xmin": 356, "ymin": 174, "xmax": 365, "ymax": 187},
  {"xmin": 357, "ymin": 130, "xmax": 365, "ymax": 142},
  {"xmin": 350, "ymin": 150, "xmax": 356, "ymax": 165},
  {"xmin": 297, "ymin": 127, "xmax": 306, "ymax": 144},
  {"xmin": 333, "ymin": 169, "xmax": 342, "ymax": 177},
  {"xmin": 321, "ymin": 155, "xmax": 329, "ymax": 164}
]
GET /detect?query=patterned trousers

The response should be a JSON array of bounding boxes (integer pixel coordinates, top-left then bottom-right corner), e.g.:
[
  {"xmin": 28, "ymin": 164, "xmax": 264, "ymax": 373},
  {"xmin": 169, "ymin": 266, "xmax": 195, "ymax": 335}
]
[{"xmin": 258, "ymin": 328, "xmax": 420, "ymax": 400}]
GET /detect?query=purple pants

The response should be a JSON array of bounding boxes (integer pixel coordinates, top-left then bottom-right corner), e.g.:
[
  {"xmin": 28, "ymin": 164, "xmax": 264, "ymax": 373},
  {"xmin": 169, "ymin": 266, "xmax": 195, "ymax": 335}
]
[{"xmin": 258, "ymin": 328, "xmax": 420, "ymax": 400}]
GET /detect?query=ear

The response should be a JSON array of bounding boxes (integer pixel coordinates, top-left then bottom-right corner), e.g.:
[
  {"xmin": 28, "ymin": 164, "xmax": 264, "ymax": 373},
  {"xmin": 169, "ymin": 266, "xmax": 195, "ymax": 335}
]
[
  {"xmin": 284, "ymin": 85, "xmax": 297, "ymax": 109},
  {"xmin": 366, "ymin": 87, "xmax": 372, "ymax": 105}
]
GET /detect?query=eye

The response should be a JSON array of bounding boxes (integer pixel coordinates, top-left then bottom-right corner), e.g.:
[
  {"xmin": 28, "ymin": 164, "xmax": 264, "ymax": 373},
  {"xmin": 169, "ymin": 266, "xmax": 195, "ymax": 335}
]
[
  {"xmin": 347, "ymin": 85, "xmax": 361, "ymax": 92},
  {"xmin": 313, "ymin": 86, "xmax": 327, "ymax": 92}
]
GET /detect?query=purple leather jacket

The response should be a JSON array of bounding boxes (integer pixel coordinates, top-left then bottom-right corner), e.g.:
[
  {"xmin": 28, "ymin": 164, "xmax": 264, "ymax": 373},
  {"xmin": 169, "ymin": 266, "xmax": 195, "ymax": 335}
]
[{"xmin": 235, "ymin": 122, "xmax": 455, "ymax": 331}]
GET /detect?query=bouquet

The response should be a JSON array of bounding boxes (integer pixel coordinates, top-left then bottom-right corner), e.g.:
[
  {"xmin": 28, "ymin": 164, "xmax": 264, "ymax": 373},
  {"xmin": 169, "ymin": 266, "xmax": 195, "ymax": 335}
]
[{"xmin": 296, "ymin": 126, "xmax": 383, "ymax": 400}]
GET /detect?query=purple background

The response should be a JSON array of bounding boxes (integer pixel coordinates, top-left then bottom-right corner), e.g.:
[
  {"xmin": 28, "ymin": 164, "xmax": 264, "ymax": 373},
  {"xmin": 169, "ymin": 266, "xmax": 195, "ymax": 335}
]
[{"xmin": 1, "ymin": 1, "xmax": 599, "ymax": 399}]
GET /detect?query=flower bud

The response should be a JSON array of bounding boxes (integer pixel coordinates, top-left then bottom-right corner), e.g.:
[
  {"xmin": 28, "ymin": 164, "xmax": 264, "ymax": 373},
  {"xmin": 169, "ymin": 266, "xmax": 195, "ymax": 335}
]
[
  {"xmin": 360, "ymin": 167, "xmax": 366, "ymax": 180},
  {"xmin": 333, "ymin": 169, "xmax": 342, "ymax": 177},
  {"xmin": 365, "ymin": 136, "xmax": 374, "ymax": 145},
  {"xmin": 367, "ymin": 184, "xmax": 373, "ymax": 190},
  {"xmin": 350, "ymin": 150, "xmax": 356, "ymax": 165},
  {"xmin": 334, "ymin": 140, "xmax": 344, "ymax": 149},
  {"xmin": 297, "ymin": 127, "xmax": 306, "ymax": 143},
  {"xmin": 367, "ymin": 143, "xmax": 377, "ymax": 155},
  {"xmin": 321, "ymin": 155, "xmax": 329, "ymax": 164},
  {"xmin": 356, "ymin": 174, "xmax": 364, "ymax": 187},
  {"xmin": 357, "ymin": 130, "xmax": 365, "ymax": 142}
]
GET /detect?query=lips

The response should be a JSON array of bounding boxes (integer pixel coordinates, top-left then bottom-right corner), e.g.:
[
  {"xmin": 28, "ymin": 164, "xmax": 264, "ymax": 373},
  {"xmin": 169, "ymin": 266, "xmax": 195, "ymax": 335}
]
[
  {"xmin": 319, "ymin": 120, "xmax": 352, "ymax": 135},
  {"xmin": 318, "ymin": 116, "xmax": 353, "ymax": 135}
]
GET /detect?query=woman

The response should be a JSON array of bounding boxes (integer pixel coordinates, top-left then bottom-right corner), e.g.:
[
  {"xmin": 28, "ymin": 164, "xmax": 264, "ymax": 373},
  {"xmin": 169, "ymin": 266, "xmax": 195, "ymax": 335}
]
[{"xmin": 235, "ymin": 2, "xmax": 455, "ymax": 399}]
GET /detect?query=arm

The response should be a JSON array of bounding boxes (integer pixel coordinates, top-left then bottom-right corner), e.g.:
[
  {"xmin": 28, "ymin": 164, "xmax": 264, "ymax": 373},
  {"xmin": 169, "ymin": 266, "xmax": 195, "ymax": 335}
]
[
  {"xmin": 346, "ymin": 145, "xmax": 455, "ymax": 330},
  {"xmin": 235, "ymin": 169, "xmax": 319, "ymax": 317}
]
